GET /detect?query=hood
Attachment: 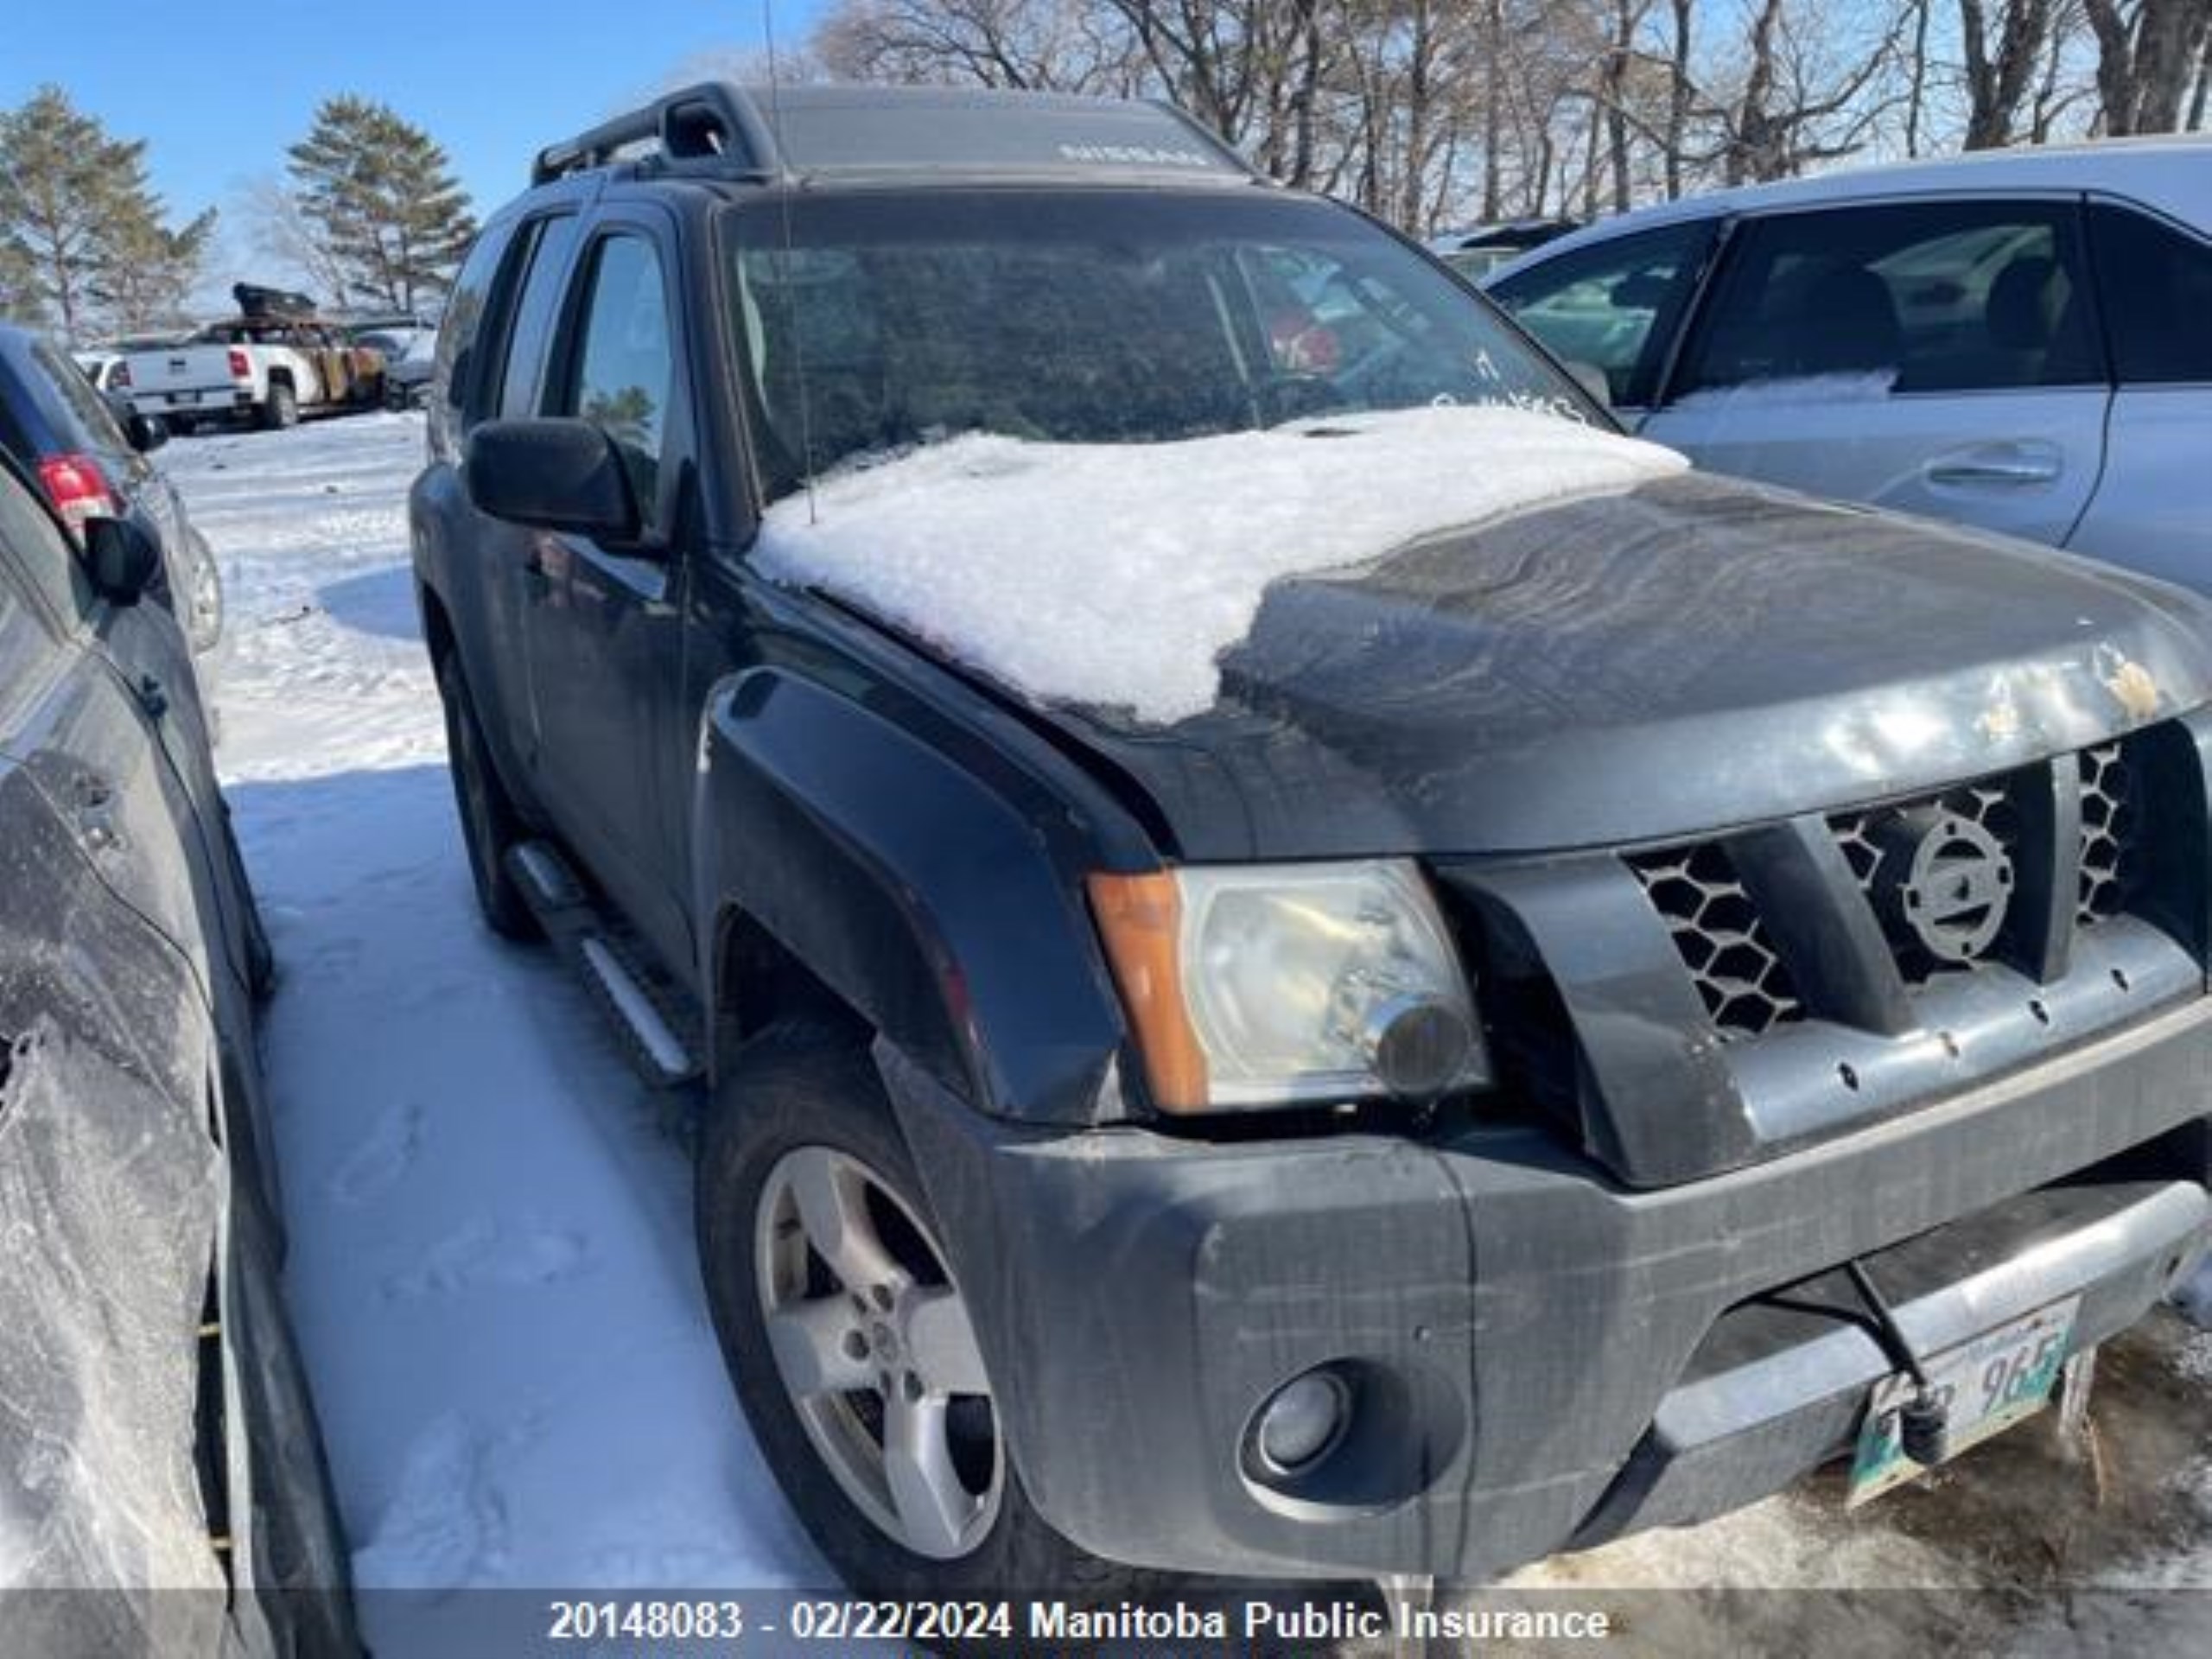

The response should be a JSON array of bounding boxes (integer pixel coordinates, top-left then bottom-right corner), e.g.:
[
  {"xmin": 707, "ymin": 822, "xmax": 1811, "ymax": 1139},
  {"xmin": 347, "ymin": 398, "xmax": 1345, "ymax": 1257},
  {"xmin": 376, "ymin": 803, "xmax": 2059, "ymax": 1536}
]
[{"xmin": 1042, "ymin": 474, "xmax": 2212, "ymax": 861}]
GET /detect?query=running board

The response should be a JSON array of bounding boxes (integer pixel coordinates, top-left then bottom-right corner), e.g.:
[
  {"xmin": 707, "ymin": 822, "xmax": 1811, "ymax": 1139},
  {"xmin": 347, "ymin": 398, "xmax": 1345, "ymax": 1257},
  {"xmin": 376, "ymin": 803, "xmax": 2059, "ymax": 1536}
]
[{"xmin": 505, "ymin": 840, "xmax": 703, "ymax": 1089}]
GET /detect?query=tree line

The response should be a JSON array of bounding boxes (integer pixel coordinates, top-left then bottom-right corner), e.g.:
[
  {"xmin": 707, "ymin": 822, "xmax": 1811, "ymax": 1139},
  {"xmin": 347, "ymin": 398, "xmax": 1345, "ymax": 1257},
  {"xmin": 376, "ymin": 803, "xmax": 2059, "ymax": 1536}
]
[
  {"xmin": 0, "ymin": 88, "xmax": 475, "ymax": 343},
  {"xmin": 806, "ymin": 0, "xmax": 2212, "ymax": 229},
  {"xmin": 5, "ymin": 2, "xmax": 2207, "ymax": 341}
]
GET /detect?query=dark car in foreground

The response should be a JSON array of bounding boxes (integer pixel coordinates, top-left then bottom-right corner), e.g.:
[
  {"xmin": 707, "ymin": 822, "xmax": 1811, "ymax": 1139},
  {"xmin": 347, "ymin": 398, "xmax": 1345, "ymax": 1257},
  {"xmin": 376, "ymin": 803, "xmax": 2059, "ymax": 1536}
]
[
  {"xmin": 0, "ymin": 322, "xmax": 224, "ymax": 659},
  {"xmin": 413, "ymin": 85, "xmax": 2212, "ymax": 1604},
  {"xmin": 0, "ymin": 454, "xmax": 353, "ymax": 1652}
]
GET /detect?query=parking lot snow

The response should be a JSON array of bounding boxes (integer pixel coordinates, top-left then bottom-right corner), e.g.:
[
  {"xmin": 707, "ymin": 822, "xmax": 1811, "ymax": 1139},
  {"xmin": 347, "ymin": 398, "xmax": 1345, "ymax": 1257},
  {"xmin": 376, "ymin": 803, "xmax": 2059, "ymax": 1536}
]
[{"xmin": 167, "ymin": 414, "xmax": 2209, "ymax": 1650}]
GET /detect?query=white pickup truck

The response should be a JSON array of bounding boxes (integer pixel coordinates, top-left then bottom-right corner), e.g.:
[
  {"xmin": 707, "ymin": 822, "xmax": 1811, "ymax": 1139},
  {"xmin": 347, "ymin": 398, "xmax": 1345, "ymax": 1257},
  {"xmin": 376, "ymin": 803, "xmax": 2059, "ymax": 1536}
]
[{"xmin": 118, "ymin": 284, "xmax": 385, "ymax": 432}]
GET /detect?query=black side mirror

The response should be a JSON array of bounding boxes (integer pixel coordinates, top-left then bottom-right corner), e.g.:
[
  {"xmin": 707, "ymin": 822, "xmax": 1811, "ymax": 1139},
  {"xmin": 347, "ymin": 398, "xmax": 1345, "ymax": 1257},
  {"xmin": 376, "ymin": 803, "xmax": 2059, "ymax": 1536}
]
[
  {"xmin": 83, "ymin": 515, "xmax": 163, "ymax": 606},
  {"xmin": 465, "ymin": 418, "xmax": 643, "ymax": 545},
  {"xmin": 124, "ymin": 410, "xmax": 170, "ymax": 453}
]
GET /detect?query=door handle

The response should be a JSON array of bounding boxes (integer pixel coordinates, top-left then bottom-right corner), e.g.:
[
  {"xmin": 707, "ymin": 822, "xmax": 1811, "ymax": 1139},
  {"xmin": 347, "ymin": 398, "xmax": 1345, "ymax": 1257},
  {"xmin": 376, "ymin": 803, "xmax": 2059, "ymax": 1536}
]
[{"xmin": 1924, "ymin": 444, "xmax": 2063, "ymax": 487}]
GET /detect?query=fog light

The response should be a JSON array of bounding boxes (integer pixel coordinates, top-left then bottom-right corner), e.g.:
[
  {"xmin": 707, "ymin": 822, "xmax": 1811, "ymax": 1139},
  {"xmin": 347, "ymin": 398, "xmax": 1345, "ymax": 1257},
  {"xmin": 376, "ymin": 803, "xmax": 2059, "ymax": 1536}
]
[{"xmin": 1253, "ymin": 1369, "xmax": 1351, "ymax": 1474}]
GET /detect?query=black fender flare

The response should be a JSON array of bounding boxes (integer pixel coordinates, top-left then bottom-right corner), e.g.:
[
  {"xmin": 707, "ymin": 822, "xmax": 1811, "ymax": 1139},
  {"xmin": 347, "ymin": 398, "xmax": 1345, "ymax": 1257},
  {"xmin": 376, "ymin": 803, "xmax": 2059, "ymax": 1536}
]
[{"xmin": 692, "ymin": 665, "xmax": 1147, "ymax": 1126}]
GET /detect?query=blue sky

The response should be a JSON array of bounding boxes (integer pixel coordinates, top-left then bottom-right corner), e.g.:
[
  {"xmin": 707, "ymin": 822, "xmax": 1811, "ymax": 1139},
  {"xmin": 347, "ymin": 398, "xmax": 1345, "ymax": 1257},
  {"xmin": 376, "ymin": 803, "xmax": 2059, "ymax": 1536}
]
[{"xmin": 3, "ymin": 1, "xmax": 824, "ymax": 263}]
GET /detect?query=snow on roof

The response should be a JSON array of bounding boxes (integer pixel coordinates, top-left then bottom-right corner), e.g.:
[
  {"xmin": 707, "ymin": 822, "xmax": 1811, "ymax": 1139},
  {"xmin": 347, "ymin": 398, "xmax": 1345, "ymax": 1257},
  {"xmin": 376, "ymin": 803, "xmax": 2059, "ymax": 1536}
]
[{"xmin": 754, "ymin": 404, "xmax": 1688, "ymax": 726}]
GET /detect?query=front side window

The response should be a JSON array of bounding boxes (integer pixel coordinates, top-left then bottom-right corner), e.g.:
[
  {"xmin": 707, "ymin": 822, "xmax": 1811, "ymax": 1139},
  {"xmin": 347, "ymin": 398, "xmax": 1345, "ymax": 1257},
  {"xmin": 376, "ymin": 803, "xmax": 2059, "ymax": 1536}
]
[
  {"xmin": 724, "ymin": 190, "xmax": 1599, "ymax": 505},
  {"xmin": 1491, "ymin": 219, "xmax": 1718, "ymax": 407},
  {"xmin": 2089, "ymin": 203, "xmax": 2212, "ymax": 385},
  {"xmin": 559, "ymin": 233, "xmax": 674, "ymax": 522},
  {"xmin": 1676, "ymin": 200, "xmax": 2101, "ymax": 399}
]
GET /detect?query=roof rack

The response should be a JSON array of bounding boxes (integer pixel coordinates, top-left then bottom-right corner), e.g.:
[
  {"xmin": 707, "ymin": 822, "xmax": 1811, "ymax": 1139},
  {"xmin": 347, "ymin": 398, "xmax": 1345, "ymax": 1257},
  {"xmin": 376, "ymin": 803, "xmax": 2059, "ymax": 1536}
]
[
  {"xmin": 531, "ymin": 83, "xmax": 780, "ymax": 187},
  {"xmin": 530, "ymin": 82, "xmax": 1262, "ymax": 190}
]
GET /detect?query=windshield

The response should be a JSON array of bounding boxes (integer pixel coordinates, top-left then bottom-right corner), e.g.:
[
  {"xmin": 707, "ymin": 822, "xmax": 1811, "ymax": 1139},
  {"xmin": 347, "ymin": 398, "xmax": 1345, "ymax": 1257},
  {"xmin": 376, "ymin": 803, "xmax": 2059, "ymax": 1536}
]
[{"xmin": 723, "ymin": 189, "xmax": 1595, "ymax": 505}]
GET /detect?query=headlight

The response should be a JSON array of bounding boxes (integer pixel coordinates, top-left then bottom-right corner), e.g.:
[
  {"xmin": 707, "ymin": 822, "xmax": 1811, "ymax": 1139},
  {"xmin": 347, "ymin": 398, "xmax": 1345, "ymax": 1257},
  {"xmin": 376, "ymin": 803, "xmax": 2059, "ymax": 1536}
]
[{"xmin": 1088, "ymin": 861, "xmax": 1489, "ymax": 1114}]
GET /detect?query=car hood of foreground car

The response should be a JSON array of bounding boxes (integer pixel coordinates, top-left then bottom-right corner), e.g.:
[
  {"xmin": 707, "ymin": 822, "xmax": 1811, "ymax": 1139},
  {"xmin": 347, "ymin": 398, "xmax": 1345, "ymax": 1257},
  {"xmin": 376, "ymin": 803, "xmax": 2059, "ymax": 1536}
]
[{"xmin": 1044, "ymin": 473, "xmax": 2212, "ymax": 862}]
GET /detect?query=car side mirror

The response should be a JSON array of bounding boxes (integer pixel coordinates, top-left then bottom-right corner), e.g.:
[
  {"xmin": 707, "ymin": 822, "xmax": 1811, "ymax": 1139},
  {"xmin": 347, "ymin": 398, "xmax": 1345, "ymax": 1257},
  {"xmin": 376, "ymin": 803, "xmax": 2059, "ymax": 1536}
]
[
  {"xmin": 83, "ymin": 515, "xmax": 163, "ymax": 606},
  {"xmin": 124, "ymin": 410, "xmax": 169, "ymax": 453},
  {"xmin": 465, "ymin": 418, "xmax": 643, "ymax": 545}
]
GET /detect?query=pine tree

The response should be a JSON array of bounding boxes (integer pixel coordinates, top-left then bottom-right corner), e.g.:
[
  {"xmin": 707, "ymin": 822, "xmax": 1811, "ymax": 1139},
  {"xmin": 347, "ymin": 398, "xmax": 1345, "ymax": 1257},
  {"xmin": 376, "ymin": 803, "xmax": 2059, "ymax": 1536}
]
[
  {"xmin": 287, "ymin": 97, "xmax": 478, "ymax": 313},
  {"xmin": 0, "ymin": 240, "xmax": 41, "ymax": 326},
  {"xmin": 0, "ymin": 86, "xmax": 213, "ymax": 341},
  {"xmin": 92, "ymin": 207, "xmax": 217, "ymax": 335}
]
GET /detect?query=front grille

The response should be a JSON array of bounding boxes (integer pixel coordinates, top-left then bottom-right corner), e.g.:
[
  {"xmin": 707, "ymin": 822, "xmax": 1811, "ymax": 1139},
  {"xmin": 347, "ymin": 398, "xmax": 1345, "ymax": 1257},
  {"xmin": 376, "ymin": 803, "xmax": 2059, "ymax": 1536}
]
[
  {"xmin": 1627, "ymin": 732, "xmax": 2164, "ymax": 1042},
  {"xmin": 2077, "ymin": 742, "xmax": 2135, "ymax": 928},
  {"xmin": 1830, "ymin": 777, "xmax": 2025, "ymax": 985},
  {"xmin": 1628, "ymin": 843, "xmax": 1802, "ymax": 1039}
]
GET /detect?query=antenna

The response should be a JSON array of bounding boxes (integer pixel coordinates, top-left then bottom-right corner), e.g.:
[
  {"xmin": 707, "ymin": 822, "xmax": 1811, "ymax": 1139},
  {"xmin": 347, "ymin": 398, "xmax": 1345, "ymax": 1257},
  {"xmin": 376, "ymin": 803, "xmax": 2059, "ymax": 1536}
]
[{"xmin": 761, "ymin": 0, "xmax": 820, "ymax": 526}]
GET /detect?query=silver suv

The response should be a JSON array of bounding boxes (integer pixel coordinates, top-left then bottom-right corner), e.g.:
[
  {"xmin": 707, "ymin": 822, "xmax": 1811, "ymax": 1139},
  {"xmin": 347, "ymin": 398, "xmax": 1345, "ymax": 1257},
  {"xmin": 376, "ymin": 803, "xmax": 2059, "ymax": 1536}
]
[{"xmin": 1488, "ymin": 137, "xmax": 2212, "ymax": 591}]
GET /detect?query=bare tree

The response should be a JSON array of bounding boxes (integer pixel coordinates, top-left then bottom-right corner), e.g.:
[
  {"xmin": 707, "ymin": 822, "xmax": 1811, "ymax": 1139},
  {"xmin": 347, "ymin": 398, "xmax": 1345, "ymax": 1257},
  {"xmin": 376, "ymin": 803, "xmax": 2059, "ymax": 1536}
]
[
  {"xmin": 1959, "ymin": 0, "xmax": 2056, "ymax": 146},
  {"xmin": 234, "ymin": 176, "xmax": 355, "ymax": 306},
  {"xmin": 817, "ymin": 0, "xmax": 1141, "ymax": 90},
  {"xmin": 2192, "ymin": 22, "xmax": 2212, "ymax": 126},
  {"xmin": 799, "ymin": 0, "xmax": 2120, "ymax": 233},
  {"xmin": 2086, "ymin": 0, "xmax": 2212, "ymax": 133}
]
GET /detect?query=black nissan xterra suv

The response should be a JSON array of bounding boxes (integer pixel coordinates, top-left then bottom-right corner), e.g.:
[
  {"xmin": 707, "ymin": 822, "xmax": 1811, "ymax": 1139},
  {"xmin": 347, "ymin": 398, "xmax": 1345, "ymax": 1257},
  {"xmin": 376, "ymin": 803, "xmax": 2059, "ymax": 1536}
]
[{"xmin": 412, "ymin": 83, "xmax": 2212, "ymax": 1599}]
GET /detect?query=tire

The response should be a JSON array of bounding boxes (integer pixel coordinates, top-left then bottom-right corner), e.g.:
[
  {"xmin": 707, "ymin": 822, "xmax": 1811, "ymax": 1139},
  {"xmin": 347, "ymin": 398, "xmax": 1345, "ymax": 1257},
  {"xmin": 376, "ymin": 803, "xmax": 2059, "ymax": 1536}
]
[
  {"xmin": 259, "ymin": 380, "xmax": 299, "ymax": 430},
  {"xmin": 696, "ymin": 1029, "xmax": 1157, "ymax": 1607},
  {"xmin": 435, "ymin": 655, "xmax": 537, "ymax": 940}
]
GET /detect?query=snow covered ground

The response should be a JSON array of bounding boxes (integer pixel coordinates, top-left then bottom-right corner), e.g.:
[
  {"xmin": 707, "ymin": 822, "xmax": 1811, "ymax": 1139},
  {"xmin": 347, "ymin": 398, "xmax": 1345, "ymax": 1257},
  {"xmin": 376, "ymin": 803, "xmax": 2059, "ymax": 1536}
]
[{"xmin": 164, "ymin": 413, "xmax": 2210, "ymax": 1652}]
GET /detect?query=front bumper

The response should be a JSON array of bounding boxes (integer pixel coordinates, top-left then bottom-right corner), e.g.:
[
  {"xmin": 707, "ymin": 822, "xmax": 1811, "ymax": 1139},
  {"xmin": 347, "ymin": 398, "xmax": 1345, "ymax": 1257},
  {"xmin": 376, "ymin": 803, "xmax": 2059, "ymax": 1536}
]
[{"xmin": 885, "ymin": 995, "xmax": 2212, "ymax": 1582}]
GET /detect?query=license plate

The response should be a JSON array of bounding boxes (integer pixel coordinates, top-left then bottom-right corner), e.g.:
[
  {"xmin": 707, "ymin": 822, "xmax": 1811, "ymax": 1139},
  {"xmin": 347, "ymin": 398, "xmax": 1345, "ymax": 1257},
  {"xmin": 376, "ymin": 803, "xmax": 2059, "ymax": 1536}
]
[
  {"xmin": 168, "ymin": 391, "xmax": 201, "ymax": 407},
  {"xmin": 1847, "ymin": 1294, "xmax": 2077, "ymax": 1506}
]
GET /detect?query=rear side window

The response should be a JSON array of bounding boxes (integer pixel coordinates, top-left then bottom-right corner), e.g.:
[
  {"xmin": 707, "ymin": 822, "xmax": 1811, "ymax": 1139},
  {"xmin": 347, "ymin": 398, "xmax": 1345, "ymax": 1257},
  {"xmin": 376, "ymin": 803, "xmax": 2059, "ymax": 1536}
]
[
  {"xmin": 1491, "ymin": 219, "xmax": 1718, "ymax": 408},
  {"xmin": 495, "ymin": 214, "xmax": 582, "ymax": 417},
  {"xmin": 557, "ymin": 234, "xmax": 675, "ymax": 524},
  {"xmin": 2089, "ymin": 204, "xmax": 2212, "ymax": 385},
  {"xmin": 1676, "ymin": 200, "xmax": 2101, "ymax": 398}
]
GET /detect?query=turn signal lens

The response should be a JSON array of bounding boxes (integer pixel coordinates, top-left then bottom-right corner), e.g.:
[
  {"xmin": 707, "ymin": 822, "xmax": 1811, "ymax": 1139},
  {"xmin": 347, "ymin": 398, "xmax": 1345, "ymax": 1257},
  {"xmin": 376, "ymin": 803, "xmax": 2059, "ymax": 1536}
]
[{"xmin": 1086, "ymin": 871, "xmax": 1209, "ymax": 1111}]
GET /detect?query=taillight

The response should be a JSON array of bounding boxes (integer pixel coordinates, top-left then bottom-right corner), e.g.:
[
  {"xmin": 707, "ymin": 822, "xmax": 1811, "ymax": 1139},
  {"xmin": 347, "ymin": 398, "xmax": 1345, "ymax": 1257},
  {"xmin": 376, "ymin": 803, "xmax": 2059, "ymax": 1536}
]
[
  {"xmin": 36, "ymin": 453, "xmax": 118, "ymax": 541},
  {"xmin": 228, "ymin": 347, "xmax": 251, "ymax": 378}
]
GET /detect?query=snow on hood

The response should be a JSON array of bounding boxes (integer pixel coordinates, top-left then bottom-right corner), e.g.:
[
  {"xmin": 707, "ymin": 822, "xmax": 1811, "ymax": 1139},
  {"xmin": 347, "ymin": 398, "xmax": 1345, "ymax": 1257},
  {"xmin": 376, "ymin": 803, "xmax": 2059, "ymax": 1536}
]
[{"xmin": 753, "ymin": 404, "xmax": 1688, "ymax": 725}]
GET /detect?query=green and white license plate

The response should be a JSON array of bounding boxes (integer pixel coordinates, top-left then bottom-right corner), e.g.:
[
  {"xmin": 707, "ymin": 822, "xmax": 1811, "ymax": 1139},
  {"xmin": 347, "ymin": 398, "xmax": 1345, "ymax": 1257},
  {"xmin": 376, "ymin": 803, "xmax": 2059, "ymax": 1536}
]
[{"xmin": 1847, "ymin": 1294, "xmax": 2078, "ymax": 1507}]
